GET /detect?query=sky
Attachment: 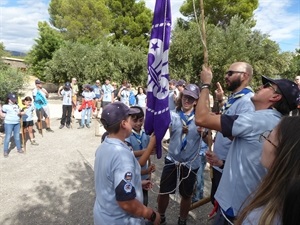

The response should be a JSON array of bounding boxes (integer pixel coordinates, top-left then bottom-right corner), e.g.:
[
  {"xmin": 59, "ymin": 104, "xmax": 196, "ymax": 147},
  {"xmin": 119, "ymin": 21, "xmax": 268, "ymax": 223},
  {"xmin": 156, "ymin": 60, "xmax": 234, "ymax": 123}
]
[{"xmin": 0, "ymin": 0, "xmax": 299, "ymax": 53}]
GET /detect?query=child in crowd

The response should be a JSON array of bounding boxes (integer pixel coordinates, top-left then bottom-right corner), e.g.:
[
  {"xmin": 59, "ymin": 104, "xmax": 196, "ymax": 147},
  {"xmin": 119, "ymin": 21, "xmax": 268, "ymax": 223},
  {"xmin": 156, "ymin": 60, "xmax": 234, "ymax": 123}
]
[
  {"xmin": 136, "ymin": 87, "xmax": 147, "ymax": 110},
  {"xmin": 21, "ymin": 96, "xmax": 38, "ymax": 146},
  {"xmin": 2, "ymin": 93, "xmax": 24, "ymax": 157},
  {"xmin": 94, "ymin": 102, "xmax": 160, "ymax": 224},
  {"xmin": 78, "ymin": 85, "xmax": 96, "ymax": 129},
  {"xmin": 125, "ymin": 106, "xmax": 155, "ymax": 206},
  {"xmin": 157, "ymin": 84, "xmax": 202, "ymax": 225},
  {"xmin": 58, "ymin": 82, "xmax": 73, "ymax": 129}
]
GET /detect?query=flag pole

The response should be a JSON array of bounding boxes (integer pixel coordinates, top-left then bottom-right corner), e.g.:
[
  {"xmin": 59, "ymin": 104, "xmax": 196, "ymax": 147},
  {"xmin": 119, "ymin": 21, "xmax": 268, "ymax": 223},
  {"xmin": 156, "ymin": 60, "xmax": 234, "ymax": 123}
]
[{"xmin": 189, "ymin": 0, "xmax": 212, "ymax": 210}]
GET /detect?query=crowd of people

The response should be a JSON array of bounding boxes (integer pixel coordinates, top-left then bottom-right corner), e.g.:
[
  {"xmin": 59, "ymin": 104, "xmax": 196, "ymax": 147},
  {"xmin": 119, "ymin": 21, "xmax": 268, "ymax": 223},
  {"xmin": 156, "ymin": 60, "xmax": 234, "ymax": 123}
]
[
  {"xmin": 93, "ymin": 62, "xmax": 300, "ymax": 225},
  {"xmin": 1, "ymin": 62, "xmax": 300, "ymax": 225}
]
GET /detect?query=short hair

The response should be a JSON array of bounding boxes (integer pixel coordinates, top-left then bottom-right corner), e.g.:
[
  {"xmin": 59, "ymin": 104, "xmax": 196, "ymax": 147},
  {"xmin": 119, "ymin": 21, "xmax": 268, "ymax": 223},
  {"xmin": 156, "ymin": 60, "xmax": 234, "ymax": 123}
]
[{"xmin": 130, "ymin": 106, "xmax": 144, "ymax": 119}]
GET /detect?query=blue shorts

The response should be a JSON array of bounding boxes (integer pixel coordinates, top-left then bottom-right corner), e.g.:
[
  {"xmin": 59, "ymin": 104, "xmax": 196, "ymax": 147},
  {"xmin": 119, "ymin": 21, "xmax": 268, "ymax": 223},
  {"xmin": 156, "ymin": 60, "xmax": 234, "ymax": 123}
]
[{"xmin": 159, "ymin": 157, "xmax": 198, "ymax": 198}]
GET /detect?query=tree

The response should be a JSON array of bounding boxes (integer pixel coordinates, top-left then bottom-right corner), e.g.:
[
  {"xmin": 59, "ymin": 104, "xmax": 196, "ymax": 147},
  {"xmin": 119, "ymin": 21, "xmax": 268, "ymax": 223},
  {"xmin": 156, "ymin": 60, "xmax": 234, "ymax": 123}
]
[
  {"xmin": 44, "ymin": 40, "xmax": 147, "ymax": 86},
  {"xmin": 49, "ymin": 0, "xmax": 111, "ymax": 43},
  {"xmin": 107, "ymin": 0, "xmax": 152, "ymax": 49},
  {"xmin": 179, "ymin": 0, "xmax": 258, "ymax": 27},
  {"xmin": 169, "ymin": 16, "xmax": 290, "ymax": 91},
  {"xmin": 0, "ymin": 68, "xmax": 26, "ymax": 101},
  {"xmin": 25, "ymin": 22, "xmax": 63, "ymax": 79}
]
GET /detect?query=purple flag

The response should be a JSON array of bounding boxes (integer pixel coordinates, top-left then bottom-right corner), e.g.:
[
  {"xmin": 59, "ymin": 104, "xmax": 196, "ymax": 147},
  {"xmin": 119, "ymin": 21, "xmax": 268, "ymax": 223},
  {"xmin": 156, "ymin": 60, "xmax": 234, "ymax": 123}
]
[{"xmin": 145, "ymin": 0, "xmax": 171, "ymax": 159}]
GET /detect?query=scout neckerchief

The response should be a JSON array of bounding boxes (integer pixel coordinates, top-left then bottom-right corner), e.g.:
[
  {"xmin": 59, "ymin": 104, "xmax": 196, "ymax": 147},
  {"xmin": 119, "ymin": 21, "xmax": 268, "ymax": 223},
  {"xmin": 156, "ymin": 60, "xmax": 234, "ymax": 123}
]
[
  {"xmin": 132, "ymin": 129, "xmax": 144, "ymax": 150},
  {"xmin": 221, "ymin": 86, "xmax": 254, "ymax": 113},
  {"xmin": 179, "ymin": 109, "xmax": 195, "ymax": 151}
]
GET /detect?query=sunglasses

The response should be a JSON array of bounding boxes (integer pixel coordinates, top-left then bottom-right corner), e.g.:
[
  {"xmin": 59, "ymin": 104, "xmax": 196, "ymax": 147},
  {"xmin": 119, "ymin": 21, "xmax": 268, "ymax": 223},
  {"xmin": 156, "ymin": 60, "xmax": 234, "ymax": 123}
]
[
  {"xmin": 225, "ymin": 71, "xmax": 246, "ymax": 76},
  {"xmin": 263, "ymin": 82, "xmax": 281, "ymax": 93}
]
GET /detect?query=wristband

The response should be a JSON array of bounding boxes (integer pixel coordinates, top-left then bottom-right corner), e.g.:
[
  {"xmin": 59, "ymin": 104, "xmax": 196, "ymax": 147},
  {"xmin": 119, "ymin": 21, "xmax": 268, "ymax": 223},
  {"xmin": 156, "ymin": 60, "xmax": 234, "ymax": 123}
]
[
  {"xmin": 201, "ymin": 84, "xmax": 211, "ymax": 90},
  {"xmin": 149, "ymin": 210, "xmax": 156, "ymax": 222}
]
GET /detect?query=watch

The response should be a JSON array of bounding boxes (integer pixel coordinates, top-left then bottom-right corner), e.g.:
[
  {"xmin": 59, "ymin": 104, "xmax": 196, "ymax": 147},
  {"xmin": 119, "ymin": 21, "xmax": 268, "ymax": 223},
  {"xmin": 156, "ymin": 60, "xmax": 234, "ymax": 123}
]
[{"xmin": 150, "ymin": 210, "xmax": 156, "ymax": 222}]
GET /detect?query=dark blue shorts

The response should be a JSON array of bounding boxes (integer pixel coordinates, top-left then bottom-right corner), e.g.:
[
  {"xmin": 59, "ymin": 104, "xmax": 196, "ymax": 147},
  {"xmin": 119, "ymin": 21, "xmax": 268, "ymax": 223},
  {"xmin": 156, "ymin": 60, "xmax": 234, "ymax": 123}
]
[
  {"xmin": 23, "ymin": 120, "xmax": 34, "ymax": 128},
  {"xmin": 159, "ymin": 157, "xmax": 198, "ymax": 198}
]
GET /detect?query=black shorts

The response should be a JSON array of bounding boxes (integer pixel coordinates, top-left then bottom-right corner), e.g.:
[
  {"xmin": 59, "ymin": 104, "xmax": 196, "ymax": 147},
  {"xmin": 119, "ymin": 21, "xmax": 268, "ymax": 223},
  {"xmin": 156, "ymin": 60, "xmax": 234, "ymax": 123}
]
[
  {"xmin": 23, "ymin": 120, "xmax": 34, "ymax": 128},
  {"xmin": 159, "ymin": 157, "xmax": 198, "ymax": 198}
]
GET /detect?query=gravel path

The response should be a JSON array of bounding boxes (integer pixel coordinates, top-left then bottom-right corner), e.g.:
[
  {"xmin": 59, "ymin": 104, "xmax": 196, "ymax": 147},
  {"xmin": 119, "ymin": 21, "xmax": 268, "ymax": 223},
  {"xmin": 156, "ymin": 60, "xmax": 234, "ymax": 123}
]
[{"xmin": 0, "ymin": 96, "xmax": 214, "ymax": 225}]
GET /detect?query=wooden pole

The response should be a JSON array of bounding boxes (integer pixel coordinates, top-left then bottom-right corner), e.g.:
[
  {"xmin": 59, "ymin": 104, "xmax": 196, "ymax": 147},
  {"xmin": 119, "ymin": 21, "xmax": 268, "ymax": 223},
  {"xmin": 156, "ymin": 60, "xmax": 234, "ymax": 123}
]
[{"xmin": 199, "ymin": 0, "xmax": 208, "ymax": 67}]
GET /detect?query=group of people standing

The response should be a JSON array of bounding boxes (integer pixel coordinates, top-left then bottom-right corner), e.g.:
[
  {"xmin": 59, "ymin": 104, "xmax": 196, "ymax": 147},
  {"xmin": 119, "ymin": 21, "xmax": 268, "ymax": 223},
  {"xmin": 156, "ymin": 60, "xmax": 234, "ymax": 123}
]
[
  {"xmin": 1, "ymin": 78, "xmax": 54, "ymax": 157},
  {"xmin": 93, "ymin": 61, "xmax": 300, "ymax": 225}
]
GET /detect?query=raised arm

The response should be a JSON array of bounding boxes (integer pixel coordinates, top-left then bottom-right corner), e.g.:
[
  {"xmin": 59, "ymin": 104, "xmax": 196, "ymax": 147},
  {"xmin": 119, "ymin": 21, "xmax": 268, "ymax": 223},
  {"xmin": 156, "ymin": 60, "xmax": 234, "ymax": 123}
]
[{"xmin": 195, "ymin": 66, "xmax": 222, "ymax": 131}]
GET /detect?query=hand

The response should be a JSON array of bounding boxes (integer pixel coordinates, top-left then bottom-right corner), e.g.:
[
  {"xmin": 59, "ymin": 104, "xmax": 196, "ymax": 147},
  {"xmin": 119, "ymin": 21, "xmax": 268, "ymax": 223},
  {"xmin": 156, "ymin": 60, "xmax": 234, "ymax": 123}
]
[
  {"xmin": 206, "ymin": 151, "xmax": 222, "ymax": 167},
  {"xmin": 148, "ymin": 134, "xmax": 156, "ymax": 150},
  {"xmin": 148, "ymin": 164, "xmax": 156, "ymax": 174},
  {"xmin": 200, "ymin": 65, "xmax": 213, "ymax": 84},
  {"xmin": 215, "ymin": 82, "xmax": 224, "ymax": 101},
  {"xmin": 142, "ymin": 180, "xmax": 153, "ymax": 190}
]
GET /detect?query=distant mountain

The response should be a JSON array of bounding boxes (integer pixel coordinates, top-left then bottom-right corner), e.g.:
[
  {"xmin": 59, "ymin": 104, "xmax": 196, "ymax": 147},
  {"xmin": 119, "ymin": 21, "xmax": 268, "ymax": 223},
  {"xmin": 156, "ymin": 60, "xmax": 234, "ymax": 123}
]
[{"xmin": 6, "ymin": 50, "xmax": 26, "ymax": 57}]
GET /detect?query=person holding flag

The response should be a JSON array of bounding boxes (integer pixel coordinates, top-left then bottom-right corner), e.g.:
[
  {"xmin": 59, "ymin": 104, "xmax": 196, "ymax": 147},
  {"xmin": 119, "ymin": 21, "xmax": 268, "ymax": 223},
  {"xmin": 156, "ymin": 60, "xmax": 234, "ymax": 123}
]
[
  {"xmin": 157, "ymin": 84, "xmax": 202, "ymax": 225},
  {"xmin": 32, "ymin": 79, "xmax": 54, "ymax": 133}
]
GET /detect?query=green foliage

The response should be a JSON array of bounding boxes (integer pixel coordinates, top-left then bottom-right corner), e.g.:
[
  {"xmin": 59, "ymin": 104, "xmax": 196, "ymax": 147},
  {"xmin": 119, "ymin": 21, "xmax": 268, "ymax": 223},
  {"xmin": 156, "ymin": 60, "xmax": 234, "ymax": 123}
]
[
  {"xmin": 44, "ymin": 40, "xmax": 147, "ymax": 87},
  {"xmin": 180, "ymin": 0, "xmax": 258, "ymax": 27},
  {"xmin": 25, "ymin": 22, "xmax": 63, "ymax": 79},
  {"xmin": 49, "ymin": 0, "xmax": 111, "ymax": 42},
  {"xmin": 108, "ymin": 0, "xmax": 152, "ymax": 50},
  {"xmin": 281, "ymin": 49, "xmax": 300, "ymax": 79},
  {"xmin": 0, "ymin": 68, "xmax": 26, "ymax": 101},
  {"xmin": 169, "ymin": 16, "xmax": 291, "ymax": 91}
]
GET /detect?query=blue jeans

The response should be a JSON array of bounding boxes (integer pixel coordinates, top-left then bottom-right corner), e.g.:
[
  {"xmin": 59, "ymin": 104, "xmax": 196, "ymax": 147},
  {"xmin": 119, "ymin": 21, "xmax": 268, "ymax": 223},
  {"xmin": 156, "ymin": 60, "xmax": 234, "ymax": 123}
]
[
  {"xmin": 192, "ymin": 154, "xmax": 207, "ymax": 202},
  {"xmin": 81, "ymin": 107, "xmax": 92, "ymax": 126},
  {"xmin": 4, "ymin": 123, "xmax": 21, "ymax": 153}
]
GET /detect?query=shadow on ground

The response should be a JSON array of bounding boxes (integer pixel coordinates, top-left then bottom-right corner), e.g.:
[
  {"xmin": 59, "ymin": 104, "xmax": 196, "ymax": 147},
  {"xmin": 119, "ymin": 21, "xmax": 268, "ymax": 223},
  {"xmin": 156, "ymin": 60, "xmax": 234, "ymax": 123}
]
[{"xmin": 0, "ymin": 161, "xmax": 95, "ymax": 225}]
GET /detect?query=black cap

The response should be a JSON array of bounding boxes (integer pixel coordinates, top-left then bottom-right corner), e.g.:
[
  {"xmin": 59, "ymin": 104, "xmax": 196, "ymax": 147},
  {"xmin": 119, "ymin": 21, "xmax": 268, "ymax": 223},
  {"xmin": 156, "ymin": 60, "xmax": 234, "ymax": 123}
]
[{"xmin": 262, "ymin": 75, "xmax": 300, "ymax": 110}]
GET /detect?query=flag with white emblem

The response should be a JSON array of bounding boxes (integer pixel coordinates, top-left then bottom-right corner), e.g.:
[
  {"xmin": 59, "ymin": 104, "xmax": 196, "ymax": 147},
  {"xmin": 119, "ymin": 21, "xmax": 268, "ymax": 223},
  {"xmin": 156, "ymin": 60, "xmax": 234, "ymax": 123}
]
[{"xmin": 145, "ymin": 0, "xmax": 171, "ymax": 159}]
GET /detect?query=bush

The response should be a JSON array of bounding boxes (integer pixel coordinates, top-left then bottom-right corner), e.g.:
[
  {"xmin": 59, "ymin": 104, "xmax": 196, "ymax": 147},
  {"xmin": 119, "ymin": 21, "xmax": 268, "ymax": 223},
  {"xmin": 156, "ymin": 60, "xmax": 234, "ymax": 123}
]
[{"xmin": 0, "ymin": 68, "xmax": 26, "ymax": 102}]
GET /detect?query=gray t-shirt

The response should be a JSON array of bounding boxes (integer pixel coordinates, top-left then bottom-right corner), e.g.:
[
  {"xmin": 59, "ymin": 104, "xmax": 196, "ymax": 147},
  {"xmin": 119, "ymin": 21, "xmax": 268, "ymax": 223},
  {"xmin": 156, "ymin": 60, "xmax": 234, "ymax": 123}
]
[
  {"xmin": 93, "ymin": 137, "xmax": 144, "ymax": 225},
  {"xmin": 215, "ymin": 109, "xmax": 282, "ymax": 216},
  {"xmin": 166, "ymin": 110, "xmax": 202, "ymax": 170},
  {"xmin": 213, "ymin": 92, "xmax": 254, "ymax": 173}
]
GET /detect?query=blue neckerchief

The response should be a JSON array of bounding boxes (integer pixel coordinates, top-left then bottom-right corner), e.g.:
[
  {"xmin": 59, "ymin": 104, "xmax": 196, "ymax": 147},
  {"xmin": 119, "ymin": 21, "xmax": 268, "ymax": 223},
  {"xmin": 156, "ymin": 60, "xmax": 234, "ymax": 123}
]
[
  {"xmin": 132, "ymin": 129, "xmax": 144, "ymax": 150},
  {"xmin": 222, "ymin": 86, "xmax": 254, "ymax": 113},
  {"xmin": 179, "ymin": 109, "xmax": 195, "ymax": 151}
]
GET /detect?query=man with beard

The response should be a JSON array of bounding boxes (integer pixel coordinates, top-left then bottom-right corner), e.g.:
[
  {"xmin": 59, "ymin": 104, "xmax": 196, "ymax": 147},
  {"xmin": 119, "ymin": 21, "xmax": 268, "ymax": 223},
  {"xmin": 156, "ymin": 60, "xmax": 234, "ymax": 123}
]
[
  {"xmin": 205, "ymin": 62, "xmax": 255, "ymax": 206},
  {"xmin": 196, "ymin": 66, "xmax": 300, "ymax": 224}
]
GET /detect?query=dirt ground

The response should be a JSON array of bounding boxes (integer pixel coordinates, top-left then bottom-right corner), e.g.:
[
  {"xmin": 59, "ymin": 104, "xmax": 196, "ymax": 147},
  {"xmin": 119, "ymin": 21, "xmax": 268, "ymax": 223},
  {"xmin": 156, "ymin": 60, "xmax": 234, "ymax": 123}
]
[{"xmin": 0, "ymin": 95, "xmax": 214, "ymax": 225}]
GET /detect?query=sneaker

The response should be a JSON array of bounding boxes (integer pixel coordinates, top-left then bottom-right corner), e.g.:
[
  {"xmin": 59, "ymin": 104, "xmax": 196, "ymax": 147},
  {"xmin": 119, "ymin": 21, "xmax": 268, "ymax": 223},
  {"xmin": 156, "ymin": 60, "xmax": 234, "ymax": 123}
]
[
  {"xmin": 78, "ymin": 126, "xmax": 84, "ymax": 129},
  {"xmin": 46, "ymin": 128, "xmax": 54, "ymax": 132},
  {"xmin": 160, "ymin": 215, "xmax": 166, "ymax": 225},
  {"xmin": 17, "ymin": 149, "xmax": 25, "ymax": 154},
  {"xmin": 86, "ymin": 124, "xmax": 90, "ymax": 128},
  {"xmin": 31, "ymin": 140, "xmax": 39, "ymax": 146},
  {"xmin": 59, "ymin": 124, "xmax": 64, "ymax": 129},
  {"xmin": 177, "ymin": 217, "xmax": 187, "ymax": 225},
  {"xmin": 4, "ymin": 152, "xmax": 9, "ymax": 158},
  {"xmin": 66, "ymin": 124, "xmax": 70, "ymax": 129}
]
